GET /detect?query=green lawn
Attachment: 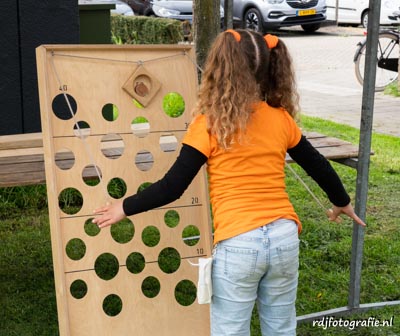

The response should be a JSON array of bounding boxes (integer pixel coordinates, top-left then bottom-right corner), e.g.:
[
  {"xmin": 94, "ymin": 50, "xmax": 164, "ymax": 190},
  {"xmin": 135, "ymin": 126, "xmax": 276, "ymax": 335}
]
[
  {"xmin": 0, "ymin": 116, "xmax": 399, "ymax": 335},
  {"xmin": 293, "ymin": 116, "xmax": 400, "ymax": 335}
]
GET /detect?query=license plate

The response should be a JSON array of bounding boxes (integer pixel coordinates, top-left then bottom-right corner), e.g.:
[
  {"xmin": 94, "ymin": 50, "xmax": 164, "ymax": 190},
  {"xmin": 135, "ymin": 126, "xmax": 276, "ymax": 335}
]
[{"xmin": 297, "ymin": 9, "xmax": 316, "ymax": 16}]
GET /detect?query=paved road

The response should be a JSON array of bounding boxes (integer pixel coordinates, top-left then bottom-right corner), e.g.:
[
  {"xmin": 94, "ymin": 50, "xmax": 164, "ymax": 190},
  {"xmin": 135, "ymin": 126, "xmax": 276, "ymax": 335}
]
[{"xmin": 276, "ymin": 26, "xmax": 399, "ymax": 137}]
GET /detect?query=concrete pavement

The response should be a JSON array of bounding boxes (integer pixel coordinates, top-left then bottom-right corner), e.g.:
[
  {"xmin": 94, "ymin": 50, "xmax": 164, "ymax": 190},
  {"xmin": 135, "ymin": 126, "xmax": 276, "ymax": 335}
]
[{"xmin": 279, "ymin": 26, "xmax": 399, "ymax": 137}]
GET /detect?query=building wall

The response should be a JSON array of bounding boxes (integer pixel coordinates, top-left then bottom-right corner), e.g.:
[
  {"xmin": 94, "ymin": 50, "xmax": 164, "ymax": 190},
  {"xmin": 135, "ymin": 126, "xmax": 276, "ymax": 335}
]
[{"xmin": 0, "ymin": 0, "xmax": 79, "ymax": 135}]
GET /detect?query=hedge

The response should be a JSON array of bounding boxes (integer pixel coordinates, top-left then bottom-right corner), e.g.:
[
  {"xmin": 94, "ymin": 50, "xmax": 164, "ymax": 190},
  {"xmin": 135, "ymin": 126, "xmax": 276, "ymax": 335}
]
[{"xmin": 111, "ymin": 15, "xmax": 184, "ymax": 44}]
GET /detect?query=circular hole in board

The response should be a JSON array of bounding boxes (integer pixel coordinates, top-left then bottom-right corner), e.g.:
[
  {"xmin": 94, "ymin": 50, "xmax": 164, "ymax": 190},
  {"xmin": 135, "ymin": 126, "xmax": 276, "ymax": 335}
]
[
  {"xmin": 70, "ymin": 279, "xmax": 88, "ymax": 299},
  {"xmin": 126, "ymin": 252, "xmax": 145, "ymax": 274},
  {"xmin": 110, "ymin": 218, "xmax": 134, "ymax": 244},
  {"xmin": 159, "ymin": 134, "xmax": 178, "ymax": 152},
  {"xmin": 100, "ymin": 133, "xmax": 125, "ymax": 159},
  {"xmin": 133, "ymin": 75, "xmax": 151, "ymax": 97},
  {"xmin": 158, "ymin": 247, "xmax": 181, "ymax": 274},
  {"xmin": 132, "ymin": 99, "xmax": 144, "ymax": 109},
  {"xmin": 163, "ymin": 92, "xmax": 185, "ymax": 118},
  {"xmin": 137, "ymin": 182, "xmax": 152, "ymax": 193},
  {"xmin": 55, "ymin": 148, "xmax": 75, "ymax": 170},
  {"xmin": 135, "ymin": 150, "xmax": 154, "ymax": 171},
  {"xmin": 131, "ymin": 117, "xmax": 150, "ymax": 138},
  {"xmin": 107, "ymin": 177, "xmax": 127, "ymax": 199},
  {"xmin": 102, "ymin": 103, "xmax": 119, "ymax": 121},
  {"xmin": 52, "ymin": 93, "xmax": 77, "ymax": 120},
  {"xmin": 84, "ymin": 218, "xmax": 100, "ymax": 237},
  {"xmin": 58, "ymin": 188, "xmax": 83, "ymax": 215},
  {"xmin": 82, "ymin": 164, "xmax": 102, "ymax": 186},
  {"xmin": 142, "ymin": 226, "xmax": 160, "ymax": 247},
  {"xmin": 142, "ymin": 276, "xmax": 161, "ymax": 298},
  {"xmin": 182, "ymin": 225, "xmax": 200, "ymax": 246},
  {"xmin": 175, "ymin": 280, "xmax": 197, "ymax": 306},
  {"xmin": 102, "ymin": 294, "xmax": 122, "ymax": 317},
  {"xmin": 73, "ymin": 121, "xmax": 90, "ymax": 139},
  {"xmin": 164, "ymin": 210, "xmax": 180, "ymax": 228},
  {"xmin": 95, "ymin": 253, "xmax": 119, "ymax": 280},
  {"xmin": 65, "ymin": 238, "xmax": 86, "ymax": 261}
]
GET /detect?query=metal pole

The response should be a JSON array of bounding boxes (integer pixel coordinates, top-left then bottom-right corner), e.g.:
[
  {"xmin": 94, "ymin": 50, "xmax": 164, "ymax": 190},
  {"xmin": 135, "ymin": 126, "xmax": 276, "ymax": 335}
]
[
  {"xmin": 335, "ymin": 0, "xmax": 339, "ymax": 23},
  {"xmin": 348, "ymin": 0, "xmax": 381, "ymax": 309},
  {"xmin": 224, "ymin": 0, "xmax": 233, "ymax": 29},
  {"xmin": 398, "ymin": 24, "xmax": 400, "ymax": 91}
]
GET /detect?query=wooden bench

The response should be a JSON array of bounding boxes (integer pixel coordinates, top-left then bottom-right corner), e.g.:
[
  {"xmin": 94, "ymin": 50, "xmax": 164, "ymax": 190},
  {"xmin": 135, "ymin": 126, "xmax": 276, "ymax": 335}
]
[{"xmin": 0, "ymin": 131, "xmax": 365, "ymax": 188}]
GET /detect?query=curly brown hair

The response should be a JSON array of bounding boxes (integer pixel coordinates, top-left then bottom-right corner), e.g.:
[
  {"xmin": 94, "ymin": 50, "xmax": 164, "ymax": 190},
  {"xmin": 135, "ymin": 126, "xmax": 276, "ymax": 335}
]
[{"xmin": 193, "ymin": 29, "xmax": 300, "ymax": 149}]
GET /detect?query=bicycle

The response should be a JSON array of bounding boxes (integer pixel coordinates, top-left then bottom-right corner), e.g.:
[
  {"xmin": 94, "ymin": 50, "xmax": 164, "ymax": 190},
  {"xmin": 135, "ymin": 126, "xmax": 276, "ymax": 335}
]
[{"xmin": 354, "ymin": 22, "xmax": 399, "ymax": 92}]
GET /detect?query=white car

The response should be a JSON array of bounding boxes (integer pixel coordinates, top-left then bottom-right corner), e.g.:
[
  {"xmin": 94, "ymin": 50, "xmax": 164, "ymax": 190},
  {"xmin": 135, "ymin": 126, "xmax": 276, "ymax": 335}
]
[{"xmin": 326, "ymin": 0, "xmax": 400, "ymax": 27}]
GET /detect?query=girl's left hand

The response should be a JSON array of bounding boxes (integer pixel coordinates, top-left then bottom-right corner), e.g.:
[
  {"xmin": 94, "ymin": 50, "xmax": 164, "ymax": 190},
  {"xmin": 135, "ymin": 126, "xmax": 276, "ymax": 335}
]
[
  {"xmin": 92, "ymin": 200, "xmax": 126, "ymax": 228},
  {"xmin": 328, "ymin": 203, "xmax": 366, "ymax": 227}
]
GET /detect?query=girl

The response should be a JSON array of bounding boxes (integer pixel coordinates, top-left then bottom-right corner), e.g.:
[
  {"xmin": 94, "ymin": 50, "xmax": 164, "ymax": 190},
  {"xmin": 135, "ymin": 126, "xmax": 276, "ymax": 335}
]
[{"xmin": 93, "ymin": 29, "xmax": 366, "ymax": 335}]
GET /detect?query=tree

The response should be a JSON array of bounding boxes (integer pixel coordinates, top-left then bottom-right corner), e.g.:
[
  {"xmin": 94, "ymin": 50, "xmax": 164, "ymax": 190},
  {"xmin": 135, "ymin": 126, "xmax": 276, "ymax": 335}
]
[{"xmin": 192, "ymin": 0, "xmax": 220, "ymax": 71}]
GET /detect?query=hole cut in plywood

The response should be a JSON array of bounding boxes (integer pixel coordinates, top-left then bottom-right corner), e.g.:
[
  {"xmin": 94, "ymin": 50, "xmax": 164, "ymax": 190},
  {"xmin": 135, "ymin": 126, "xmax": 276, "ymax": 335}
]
[
  {"xmin": 122, "ymin": 65, "xmax": 161, "ymax": 107},
  {"xmin": 36, "ymin": 45, "xmax": 212, "ymax": 336}
]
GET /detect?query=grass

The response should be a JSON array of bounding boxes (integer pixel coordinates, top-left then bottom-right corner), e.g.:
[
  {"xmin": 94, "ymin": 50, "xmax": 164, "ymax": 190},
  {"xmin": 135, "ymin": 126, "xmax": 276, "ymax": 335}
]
[
  {"xmin": 0, "ymin": 116, "xmax": 399, "ymax": 335},
  {"xmin": 384, "ymin": 82, "xmax": 400, "ymax": 97},
  {"xmin": 293, "ymin": 116, "xmax": 400, "ymax": 335}
]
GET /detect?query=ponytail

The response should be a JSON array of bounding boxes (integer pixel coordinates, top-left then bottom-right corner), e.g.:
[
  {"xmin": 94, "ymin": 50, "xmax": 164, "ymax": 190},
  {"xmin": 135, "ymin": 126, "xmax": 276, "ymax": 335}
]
[{"xmin": 265, "ymin": 40, "xmax": 300, "ymax": 119}]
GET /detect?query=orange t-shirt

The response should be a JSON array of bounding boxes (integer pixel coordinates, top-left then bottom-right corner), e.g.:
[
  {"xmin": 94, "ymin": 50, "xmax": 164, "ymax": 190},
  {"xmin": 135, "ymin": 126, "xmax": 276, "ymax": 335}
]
[{"xmin": 182, "ymin": 102, "xmax": 302, "ymax": 243}]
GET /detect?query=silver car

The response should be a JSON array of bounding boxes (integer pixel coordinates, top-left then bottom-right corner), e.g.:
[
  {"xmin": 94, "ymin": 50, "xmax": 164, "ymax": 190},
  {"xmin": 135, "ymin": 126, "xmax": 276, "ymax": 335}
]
[
  {"xmin": 152, "ymin": 0, "xmax": 195, "ymax": 22},
  {"xmin": 152, "ymin": 0, "xmax": 224, "ymax": 23},
  {"xmin": 227, "ymin": 0, "xmax": 327, "ymax": 33}
]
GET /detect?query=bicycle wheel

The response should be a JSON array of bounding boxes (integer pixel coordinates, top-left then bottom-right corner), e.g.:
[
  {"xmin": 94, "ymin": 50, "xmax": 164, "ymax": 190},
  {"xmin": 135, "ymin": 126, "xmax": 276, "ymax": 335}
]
[{"xmin": 354, "ymin": 32, "xmax": 399, "ymax": 91}]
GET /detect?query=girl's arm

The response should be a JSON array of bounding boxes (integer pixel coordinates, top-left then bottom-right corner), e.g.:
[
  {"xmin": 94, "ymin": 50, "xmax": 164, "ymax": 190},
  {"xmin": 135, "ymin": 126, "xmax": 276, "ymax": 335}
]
[
  {"xmin": 93, "ymin": 144, "xmax": 207, "ymax": 228},
  {"xmin": 287, "ymin": 135, "xmax": 366, "ymax": 226}
]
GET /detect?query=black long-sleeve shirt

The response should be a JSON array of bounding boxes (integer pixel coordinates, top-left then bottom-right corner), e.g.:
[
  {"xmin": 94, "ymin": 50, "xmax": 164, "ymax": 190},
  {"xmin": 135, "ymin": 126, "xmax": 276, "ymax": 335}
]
[{"xmin": 123, "ymin": 135, "xmax": 350, "ymax": 216}]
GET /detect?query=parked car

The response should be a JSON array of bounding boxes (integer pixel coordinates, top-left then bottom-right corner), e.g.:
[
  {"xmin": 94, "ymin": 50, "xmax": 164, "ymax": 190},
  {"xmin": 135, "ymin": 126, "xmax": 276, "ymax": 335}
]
[
  {"xmin": 84, "ymin": 0, "xmax": 135, "ymax": 16},
  {"xmin": 113, "ymin": 0, "xmax": 135, "ymax": 16},
  {"xmin": 326, "ymin": 0, "xmax": 400, "ymax": 28},
  {"xmin": 225, "ymin": 0, "xmax": 327, "ymax": 33},
  {"xmin": 152, "ymin": 0, "xmax": 195, "ymax": 22},
  {"xmin": 152, "ymin": 0, "xmax": 224, "ymax": 24},
  {"xmin": 122, "ymin": 0, "xmax": 153, "ymax": 16},
  {"xmin": 122, "ymin": 0, "xmax": 327, "ymax": 33}
]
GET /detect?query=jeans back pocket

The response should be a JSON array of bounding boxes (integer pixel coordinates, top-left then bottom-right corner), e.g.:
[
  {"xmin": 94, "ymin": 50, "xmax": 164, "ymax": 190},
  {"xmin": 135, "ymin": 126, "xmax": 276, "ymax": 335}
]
[
  {"xmin": 276, "ymin": 240, "xmax": 299, "ymax": 277},
  {"xmin": 223, "ymin": 246, "xmax": 258, "ymax": 282}
]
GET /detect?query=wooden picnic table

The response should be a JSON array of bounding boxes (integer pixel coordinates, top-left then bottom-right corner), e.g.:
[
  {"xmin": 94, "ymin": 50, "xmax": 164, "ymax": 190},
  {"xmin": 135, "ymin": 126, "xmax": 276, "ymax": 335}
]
[{"xmin": 0, "ymin": 131, "xmax": 365, "ymax": 188}]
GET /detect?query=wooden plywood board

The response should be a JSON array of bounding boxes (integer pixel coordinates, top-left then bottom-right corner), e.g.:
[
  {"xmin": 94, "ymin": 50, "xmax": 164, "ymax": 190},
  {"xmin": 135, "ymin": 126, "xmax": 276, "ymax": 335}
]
[{"xmin": 36, "ymin": 45, "xmax": 212, "ymax": 336}]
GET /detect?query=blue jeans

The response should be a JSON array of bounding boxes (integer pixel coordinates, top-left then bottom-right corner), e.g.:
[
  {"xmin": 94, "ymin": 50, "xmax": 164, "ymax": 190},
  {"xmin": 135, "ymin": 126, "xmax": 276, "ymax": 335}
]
[{"xmin": 211, "ymin": 219, "xmax": 299, "ymax": 336}]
